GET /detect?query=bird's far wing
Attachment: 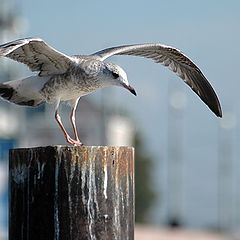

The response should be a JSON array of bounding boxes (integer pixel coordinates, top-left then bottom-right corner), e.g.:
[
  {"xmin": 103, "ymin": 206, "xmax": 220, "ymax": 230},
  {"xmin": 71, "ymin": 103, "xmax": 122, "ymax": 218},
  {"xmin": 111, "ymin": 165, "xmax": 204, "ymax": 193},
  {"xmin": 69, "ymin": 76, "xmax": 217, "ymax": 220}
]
[
  {"xmin": 0, "ymin": 37, "xmax": 74, "ymax": 76},
  {"xmin": 92, "ymin": 44, "xmax": 222, "ymax": 117}
]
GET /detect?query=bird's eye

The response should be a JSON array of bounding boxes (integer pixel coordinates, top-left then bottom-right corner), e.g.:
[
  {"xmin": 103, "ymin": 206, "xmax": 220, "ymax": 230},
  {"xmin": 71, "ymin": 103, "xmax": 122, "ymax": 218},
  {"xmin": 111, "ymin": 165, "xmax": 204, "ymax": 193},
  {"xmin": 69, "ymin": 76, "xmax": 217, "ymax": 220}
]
[{"xmin": 112, "ymin": 72, "xmax": 119, "ymax": 79}]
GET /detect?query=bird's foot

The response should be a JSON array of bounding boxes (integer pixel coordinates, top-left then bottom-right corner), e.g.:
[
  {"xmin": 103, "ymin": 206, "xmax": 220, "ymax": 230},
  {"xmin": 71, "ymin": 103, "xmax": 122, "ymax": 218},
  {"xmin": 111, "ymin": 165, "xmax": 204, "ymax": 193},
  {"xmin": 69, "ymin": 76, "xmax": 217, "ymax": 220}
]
[
  {"xmin": 66, "ymin": 136, "xmax": 83, "ymax": 146},
  {"xmin": 72, "ymin": 140, "xmax": 83, "ymax": 146}
]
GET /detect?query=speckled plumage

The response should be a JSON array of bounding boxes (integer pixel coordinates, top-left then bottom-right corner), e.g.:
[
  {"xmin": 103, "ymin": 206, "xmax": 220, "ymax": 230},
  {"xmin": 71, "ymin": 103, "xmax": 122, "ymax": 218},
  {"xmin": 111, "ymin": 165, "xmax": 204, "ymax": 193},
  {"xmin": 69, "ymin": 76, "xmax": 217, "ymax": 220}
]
[
  {"xmin": 0, "ymin": 37, "xmax": 222, "ymax": 145},
  {"xmin": 40, "ymin": 57, "xmax": 105, "ymax": 103}
]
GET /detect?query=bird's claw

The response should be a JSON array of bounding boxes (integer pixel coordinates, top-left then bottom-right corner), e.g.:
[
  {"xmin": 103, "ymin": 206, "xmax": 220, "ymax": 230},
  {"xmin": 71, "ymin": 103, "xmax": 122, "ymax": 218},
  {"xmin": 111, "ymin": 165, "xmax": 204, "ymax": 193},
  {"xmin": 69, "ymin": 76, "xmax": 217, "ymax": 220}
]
[
  {"xmin": 66, "ymin": 136, "xmax": 83, "ymax": 146},
  {"xmin": 73, "ymin": 141, "xmax": 83, "ymax": 146}
]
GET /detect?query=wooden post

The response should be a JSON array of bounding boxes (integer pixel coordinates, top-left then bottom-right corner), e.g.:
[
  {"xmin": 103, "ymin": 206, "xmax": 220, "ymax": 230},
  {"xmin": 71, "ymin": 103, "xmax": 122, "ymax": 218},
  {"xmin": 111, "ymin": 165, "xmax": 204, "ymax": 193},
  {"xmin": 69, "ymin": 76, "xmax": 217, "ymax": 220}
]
[{"xmin": 9, "ymin": 146, "xmax": 134, "ymax": 240}]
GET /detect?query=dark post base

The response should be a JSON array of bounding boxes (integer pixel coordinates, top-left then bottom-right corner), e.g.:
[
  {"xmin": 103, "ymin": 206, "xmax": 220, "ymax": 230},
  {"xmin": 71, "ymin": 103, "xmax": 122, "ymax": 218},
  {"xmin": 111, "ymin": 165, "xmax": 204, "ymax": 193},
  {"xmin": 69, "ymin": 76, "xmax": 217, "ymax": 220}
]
[{"xmin": 9, "ymin": 146, "xmax": 134, "ymax": 240}]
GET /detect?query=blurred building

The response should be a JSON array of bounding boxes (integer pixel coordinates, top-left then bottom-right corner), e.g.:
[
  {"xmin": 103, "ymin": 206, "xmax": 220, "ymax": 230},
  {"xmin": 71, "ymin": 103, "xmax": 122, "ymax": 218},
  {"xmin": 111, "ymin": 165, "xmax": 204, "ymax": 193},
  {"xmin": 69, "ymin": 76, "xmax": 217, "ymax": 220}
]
[
  {"xmin": 16, "ymin": 97, "xmax": 135, "ymax": 148},
  {"xmin": 19, "ymin": 98, "xmax": 109, "ymax": 147}
]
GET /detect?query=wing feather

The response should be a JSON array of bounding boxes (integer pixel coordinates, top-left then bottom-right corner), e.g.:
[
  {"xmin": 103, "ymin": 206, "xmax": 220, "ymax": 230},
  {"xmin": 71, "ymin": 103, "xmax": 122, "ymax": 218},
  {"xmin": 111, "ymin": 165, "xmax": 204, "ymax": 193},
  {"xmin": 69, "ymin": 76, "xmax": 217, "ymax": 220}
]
[
  {"xmin": 0, "ymin": 37, "xmax": 74, "ymax": 76},
  {"xmin": 92, "ymin": 44, "xmax": 222, "ymax": 117}
]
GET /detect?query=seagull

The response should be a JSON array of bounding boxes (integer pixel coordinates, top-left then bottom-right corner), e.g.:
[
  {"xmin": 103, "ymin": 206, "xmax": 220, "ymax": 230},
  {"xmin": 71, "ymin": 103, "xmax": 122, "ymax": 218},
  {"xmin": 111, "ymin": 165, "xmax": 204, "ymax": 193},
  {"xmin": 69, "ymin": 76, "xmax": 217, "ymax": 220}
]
[{"xmin": 0, "ymin": 37, "xmax": 222, "ymax": 146}]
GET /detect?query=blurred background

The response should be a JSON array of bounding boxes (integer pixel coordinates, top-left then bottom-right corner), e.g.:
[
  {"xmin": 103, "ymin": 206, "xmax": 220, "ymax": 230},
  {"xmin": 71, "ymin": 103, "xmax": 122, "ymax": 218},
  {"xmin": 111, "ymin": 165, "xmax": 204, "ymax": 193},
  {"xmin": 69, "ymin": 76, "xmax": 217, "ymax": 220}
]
[{"xmin": 0, "ymin": 0, "xmax": 239, "ymax": 239}]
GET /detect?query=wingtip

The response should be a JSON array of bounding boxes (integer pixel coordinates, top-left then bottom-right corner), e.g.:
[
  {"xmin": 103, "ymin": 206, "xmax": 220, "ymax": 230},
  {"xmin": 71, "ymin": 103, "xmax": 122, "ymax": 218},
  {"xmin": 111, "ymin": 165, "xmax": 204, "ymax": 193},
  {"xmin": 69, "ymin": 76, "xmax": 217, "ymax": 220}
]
[
  {"xmin": 217, "ymin": 110, "xmax": 223, "ymax": 118},
  {"xmin": 213, "ymin": 105, "xmax": 222, "ymax": 118}
]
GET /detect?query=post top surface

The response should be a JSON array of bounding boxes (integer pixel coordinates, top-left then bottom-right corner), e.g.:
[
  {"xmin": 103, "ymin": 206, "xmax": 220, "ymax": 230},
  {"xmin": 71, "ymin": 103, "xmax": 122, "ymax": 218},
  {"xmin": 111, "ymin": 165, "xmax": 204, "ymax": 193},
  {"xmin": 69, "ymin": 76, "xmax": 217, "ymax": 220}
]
[{"xmin": 10, "ymin": 145, "xmax": 134, "ymax": 152}]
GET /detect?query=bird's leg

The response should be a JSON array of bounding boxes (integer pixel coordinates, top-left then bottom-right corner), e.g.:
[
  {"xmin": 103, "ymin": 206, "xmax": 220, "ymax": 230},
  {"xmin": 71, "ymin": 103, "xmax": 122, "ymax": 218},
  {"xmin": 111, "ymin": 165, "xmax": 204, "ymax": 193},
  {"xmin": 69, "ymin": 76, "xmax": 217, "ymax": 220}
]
[
  {"xmin": 62, "ymin": 97, "xmax": 83, "ymax": 146},
  {"xmin": 69, "ymin": 98, "xmax": 83, "ymax": 146},
  {"xmin": 55, "ymin": 109, "xmax": 77, "ymax": 145},
  {"xmin": 70, "ymin": 107, "xmax": 80, "ymax": 142}
]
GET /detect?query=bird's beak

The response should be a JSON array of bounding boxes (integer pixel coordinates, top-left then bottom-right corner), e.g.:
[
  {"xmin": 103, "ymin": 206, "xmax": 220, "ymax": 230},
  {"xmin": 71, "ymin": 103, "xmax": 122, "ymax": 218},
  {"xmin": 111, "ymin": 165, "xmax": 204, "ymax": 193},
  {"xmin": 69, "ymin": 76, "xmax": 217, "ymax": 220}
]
[{"xmin": 123, "ymin": 84, "xmax": 137, "ymax": 96}]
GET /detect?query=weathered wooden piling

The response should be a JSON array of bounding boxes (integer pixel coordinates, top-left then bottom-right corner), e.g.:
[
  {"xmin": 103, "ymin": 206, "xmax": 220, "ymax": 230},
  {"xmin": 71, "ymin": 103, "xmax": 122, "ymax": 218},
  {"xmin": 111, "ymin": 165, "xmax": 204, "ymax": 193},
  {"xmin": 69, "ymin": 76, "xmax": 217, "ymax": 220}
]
[{"xmin": 9, "ymin": 146, "xmax": 134, "ymax": 240}]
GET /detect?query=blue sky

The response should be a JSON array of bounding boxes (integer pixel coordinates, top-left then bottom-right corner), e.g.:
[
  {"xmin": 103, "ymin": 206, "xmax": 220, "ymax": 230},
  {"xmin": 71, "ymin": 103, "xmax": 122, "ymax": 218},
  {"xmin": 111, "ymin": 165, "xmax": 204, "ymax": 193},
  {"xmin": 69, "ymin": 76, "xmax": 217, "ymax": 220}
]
[{"xmin": 10, "ymin": 0, "xmax": 240, "ymax": 226}]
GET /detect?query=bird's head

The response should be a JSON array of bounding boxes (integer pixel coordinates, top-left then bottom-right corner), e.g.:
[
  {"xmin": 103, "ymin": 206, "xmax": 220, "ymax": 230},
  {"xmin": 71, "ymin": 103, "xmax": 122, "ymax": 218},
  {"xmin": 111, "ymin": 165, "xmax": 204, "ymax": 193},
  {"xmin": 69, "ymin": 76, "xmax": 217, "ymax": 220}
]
[{"xmin": 104, "ymin": 63, "xmax": 137, "ymax": 96}]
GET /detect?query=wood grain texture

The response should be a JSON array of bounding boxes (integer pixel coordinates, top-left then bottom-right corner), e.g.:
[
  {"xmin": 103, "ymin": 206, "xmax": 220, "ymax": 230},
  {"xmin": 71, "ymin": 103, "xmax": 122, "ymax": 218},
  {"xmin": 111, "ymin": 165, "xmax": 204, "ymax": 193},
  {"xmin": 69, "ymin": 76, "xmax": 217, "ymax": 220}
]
[{"xmin": 9, "ymin": 146, "xmax": 134, "ymax": 240}]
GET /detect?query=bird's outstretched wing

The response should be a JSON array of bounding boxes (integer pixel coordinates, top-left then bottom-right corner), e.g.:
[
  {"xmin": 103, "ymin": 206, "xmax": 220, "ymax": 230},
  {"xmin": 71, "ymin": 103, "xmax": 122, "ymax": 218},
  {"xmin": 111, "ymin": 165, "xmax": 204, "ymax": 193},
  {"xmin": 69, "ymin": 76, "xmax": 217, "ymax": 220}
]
[
  {"xmin": 92, "ymin": 44, "xmax": 222, "ymax": 117},
  {"xmin": 0, "ymin": 37, "xmax": 74, "ymax": 76}
]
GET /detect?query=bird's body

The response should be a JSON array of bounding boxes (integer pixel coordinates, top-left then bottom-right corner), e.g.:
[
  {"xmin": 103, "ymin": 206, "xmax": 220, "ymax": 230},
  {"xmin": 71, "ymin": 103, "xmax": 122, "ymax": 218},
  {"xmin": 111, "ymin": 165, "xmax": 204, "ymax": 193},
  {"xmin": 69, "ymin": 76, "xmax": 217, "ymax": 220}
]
[
  {"xmin": 2, "ymin": 57, "xmax": 122, "ymax": 105},
  {"xmin": 36, "ymin": 57, "xmax": 104, "ymax": 103},
  {"xmin": 0, "ymin": 37, "xmax": 222, "ymax": 145}
]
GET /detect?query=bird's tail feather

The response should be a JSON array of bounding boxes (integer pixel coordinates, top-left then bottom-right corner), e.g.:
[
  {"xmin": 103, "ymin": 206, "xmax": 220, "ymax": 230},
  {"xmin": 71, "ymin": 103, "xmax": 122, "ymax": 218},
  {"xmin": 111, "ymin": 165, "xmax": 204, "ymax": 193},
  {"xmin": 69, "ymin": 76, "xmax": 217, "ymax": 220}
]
[{"xmin": 0, "ymin": 82, "xmax": 44, "ymax": 107}]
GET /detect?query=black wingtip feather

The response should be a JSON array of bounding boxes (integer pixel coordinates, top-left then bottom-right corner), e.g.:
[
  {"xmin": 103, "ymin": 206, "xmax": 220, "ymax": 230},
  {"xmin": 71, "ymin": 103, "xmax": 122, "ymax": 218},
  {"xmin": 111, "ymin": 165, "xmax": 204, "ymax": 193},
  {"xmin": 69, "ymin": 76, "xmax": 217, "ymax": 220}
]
[
  {"xmin": 215, "ymin": 104, "xmax": 222, "ymax": 118},
  {"xmin": 0, "ymin": 86, "xmax": 14, "ymax": 100},
  {"xmin": 188, "ymin": 70, "xmax": 222, "ymax": 118},
  {"xmin": 210, "ymin": 102, "xmax": 222, "ymax": 118}
]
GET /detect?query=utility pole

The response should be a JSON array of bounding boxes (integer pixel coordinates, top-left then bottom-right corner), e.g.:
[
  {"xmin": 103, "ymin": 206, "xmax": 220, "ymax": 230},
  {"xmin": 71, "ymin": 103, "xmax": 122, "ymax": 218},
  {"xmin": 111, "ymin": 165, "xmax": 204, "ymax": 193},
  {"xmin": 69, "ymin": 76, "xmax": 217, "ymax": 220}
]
[{"xmin": 167, "ymin": 81, "xmax": 186, "ymax": 227}]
